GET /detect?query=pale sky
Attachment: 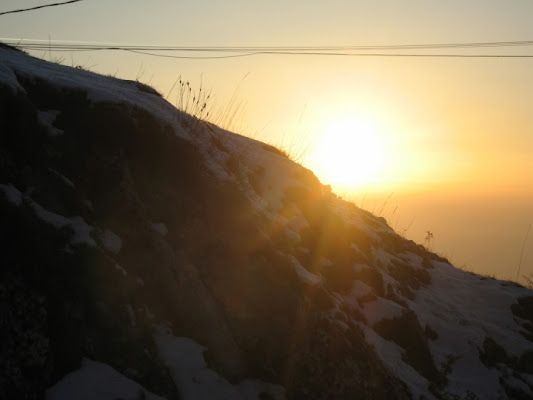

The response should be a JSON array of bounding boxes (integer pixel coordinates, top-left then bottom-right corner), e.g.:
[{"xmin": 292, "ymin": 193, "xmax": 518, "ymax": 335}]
[{"xmin": 1, "ymin": 0, "xmax": 532, "ymax": 281}]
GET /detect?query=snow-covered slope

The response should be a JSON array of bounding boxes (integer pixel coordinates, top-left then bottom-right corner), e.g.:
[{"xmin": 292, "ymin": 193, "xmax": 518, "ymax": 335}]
[{"xmin": 1, "ymin": 44, "xmax": 532, "ymax": 400}]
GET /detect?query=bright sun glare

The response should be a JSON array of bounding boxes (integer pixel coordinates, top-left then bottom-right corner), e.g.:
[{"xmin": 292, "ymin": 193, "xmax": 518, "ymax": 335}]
[{"xmin": 309, "ymin": 114, "xmax": 387, "ymax": 190}]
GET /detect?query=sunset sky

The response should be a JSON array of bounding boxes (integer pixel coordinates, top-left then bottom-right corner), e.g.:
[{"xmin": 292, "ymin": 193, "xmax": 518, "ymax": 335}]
[{"xmin": 1, "ymin": 0, "xmax": 532, "ymax": 281}]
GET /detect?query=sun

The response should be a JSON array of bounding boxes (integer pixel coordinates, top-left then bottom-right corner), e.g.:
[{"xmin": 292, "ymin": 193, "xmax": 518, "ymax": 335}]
[{"xmin": 308, "ymin": 114, "xmax": 387, "ymax": 189}]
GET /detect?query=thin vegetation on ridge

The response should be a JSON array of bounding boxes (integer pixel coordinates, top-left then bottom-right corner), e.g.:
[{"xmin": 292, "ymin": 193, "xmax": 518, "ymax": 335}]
[{"xmin": 167, "ymin": 75, "xmax": 213, "ymax": 122}]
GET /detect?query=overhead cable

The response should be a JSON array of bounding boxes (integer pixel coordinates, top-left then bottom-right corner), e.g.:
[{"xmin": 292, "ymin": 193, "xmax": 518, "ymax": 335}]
[
  {"xmin": 3, "ymin": 38, "xmax": 533, "ymax": 59},
  {"xmin": 0, "ymin": 0, "xmax": 87, "ymax": 16}
]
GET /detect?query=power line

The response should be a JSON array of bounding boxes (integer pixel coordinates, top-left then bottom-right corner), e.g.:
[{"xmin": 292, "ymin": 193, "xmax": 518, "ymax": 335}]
[
  {"xmin": 126, "ymin": 49, "xmax": 259, "ymax": 60},
  {"xmin": 0, "ymin": 0, "xmax": 86, "ymax": 17},
  {"xmin": 124, "ymin": 49, "xmax": 533, "ymax": 59},
  {"xmin": 6, "ymin": 39, "xmax": 533, "ymax": 51},
  {"xmin": 3, "ymin": 38, "xmax": 533, "ymax": 59}
]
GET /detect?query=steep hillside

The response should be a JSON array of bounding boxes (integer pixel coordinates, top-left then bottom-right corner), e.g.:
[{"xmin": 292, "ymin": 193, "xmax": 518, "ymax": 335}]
[{"xmin": 1, "ymin": 44, "xmax": 532, "ymax": 400}]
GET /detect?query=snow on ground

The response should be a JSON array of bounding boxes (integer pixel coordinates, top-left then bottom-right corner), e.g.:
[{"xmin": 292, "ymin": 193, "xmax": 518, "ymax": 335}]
[
  {"xmin": 114, "ymin": 263, "xmax": 128, "ymax": 276},
  {"xmin": 2, "ymin": 47, "xmax": 248, "ymax": 187},
  {"xmin": 352, "ymin": 243, "xmax": 533, "ymax": 399},
  {"xmin": 0, "ymin": 183, "xmax": 96, "ymax": 247},
  {"xmin": 0, "ymin": 47, "xmax": 182, "ymax": 137},
  {"xmin": 0, "ymin": 183, "xmax": 23, "ymax": 206},
  {"xmin": 0, "ymin": 60, "xmax": 24, "ymax": 93},
  {"xmin": 330, "ymin": 196, "xmax": 390, "ymax": 240},
  {"xmin": 46, "ymin": 358, "xmax": 166, "ymax": 400},
  {"xmin": 1, "ymin": 182, "xmax": 131, "ymax": 254},
  {"xmin": 288, "ymin": 255, "xmax": 323, "ymax": 286},
  {"xmin": 414, "ymin": 261, "xmax": 530, "ymax": 359},
  {"xmin": 152, "ymin": 222, "xmax": 169, "ymax": 236},
  {"xmin": 400, "ymin": 251, "xmax": 425, "ymax": 269},
  {"xmin": 361, "ymin": 296, "xmax": 405, "ymax": 326},
  {"xmin": 38, "ymin": 110, "xmax": 63, "ymax": 136},
  {"xmin": 0, "ymin": 46, "xmax": 317, "ymax": 231},
  {"xmin": 125, "ymin": 304, "xmax": 136, "ymax": 327},
  {"xmin": 204, "ymin": 122, "xmax": 317, "ymax": 218},
  {"xmin": 0, "ymin": 46, "xmax": 244, "ymax": 187},
  {"xmin": 100, "ymin": 229, "xmax": 122, "ymax": 254},
  {"xmin": 361, "ymin": 324, "xmax": 432, "ymax": 400},
  {"xmin": 29, "ymin": 197, "xmax": 96, "ymax": 247},
  {"xmin": 405, "ymin": 260, "xmax": 532, "ymax": 399},
  {"xmin": 48, "ymin": 168, "xmax": 75, "ymax": 188},
  {"xmin": 337, "ymin": 225, "xmax": 533, "ymax": 399},
  {"xmin": 348, "ymin": 279, "xmax": 373, "ymax": 302},
  {"xmin": 0, "ymin": 46, "xmax": 303, "ymax": 197},
  {"xmin": 153, "ymin": 331, "xmax": 285, "ymax": 400}
]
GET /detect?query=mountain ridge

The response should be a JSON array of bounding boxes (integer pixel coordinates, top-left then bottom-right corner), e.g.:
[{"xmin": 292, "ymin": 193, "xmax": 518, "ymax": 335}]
[{"xmin": 1, "ymin": 44, "xmax": 532, "ymax": 400}]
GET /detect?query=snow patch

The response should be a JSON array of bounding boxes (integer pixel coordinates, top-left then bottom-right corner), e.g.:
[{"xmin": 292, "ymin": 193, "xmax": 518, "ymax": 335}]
[
  {"xmin": 350, "ymin": 280, "xmax": 374, "ymax": 300},
  {"xmin": 152, "ymin": 222, "xmax": 168, "ymax": 236},
  {"xmin": 284, "ymin": 228, "xmax": 301, "ymax": 245},
  {"xmin": 0, "ymin": 183, "xmax": 23, "ymax": 206},
  {"xmin": 126, "ymin": 304, "xmax": 136, "ymax": 327},
  {"xmin": 350, "ymin": 242, "xmax": 365, "ymax": 258},
  {"xmin": 0, "ymin": 46, "xmax": 190, "ymax": 146},
  {"xmin": 361, "ymin": 325, "xmax": 431, "ymax": 400},
  {"xmin": 400, "ymin": 251, "xmax": 424, "ymax": 269},
  {"xmin": 288, "ymin": 256, "xmax": 323, "ymax": 285},
  {"xmin": 101, "ymin": 229, "xmax": 122, "ymax": 254},
  {"xmin": 154, "ymin": 332, "xmax": 285, "ymax": 400},
  {"xmin": 48, "ymin": 168, "xmax": 75, "ymax": 188},
  {"xmin": 139, "ymin": 304, "xmax": 154, "ymax": 320},
  {"xmin": 284, "ymin": 204, "xmax": 310, "ymax": 234},
  {"xmin": 445, "ymin": 354, "xmax": 502, "ymax": 400},
  {"xmin": 503, "ymin": 376, "xmax": 530, "ymax": 394},
  {"xmin": 362, "ymin": 297, "xmax": 405, "ymax": 326},
  {"xmin": 0, "ymin": 62, "xmax": 24, "ymax": 93},
  {"xmin": 30, "ymin": 198, "xmax": 96, "ymax": 247},
  {"xmin": 46, "ymin": 358, "xmax": 166, "ymax": 400},
  {"xmin": 330, "ymin": 197, "xmax": 386, "ymax": 241},
  {"xmin": 114, "ymin": 263, "xmax": 127, "ymax": 276},
  {"xmin": 38, "ymin": 110, "xmax": 63, "ymax": 136},
  {"xmin": 403, "ymin": 261, "xmax": 533, "ymax": 398},
  {"xmin": 83, "ymin": 199, "xmax": 94, "ymax": 211}
]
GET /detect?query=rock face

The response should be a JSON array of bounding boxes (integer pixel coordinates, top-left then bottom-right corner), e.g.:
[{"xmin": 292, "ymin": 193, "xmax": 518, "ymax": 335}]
[{"xmin": 1, "ymin": 45, "xmax": 532, "ymax": 400}]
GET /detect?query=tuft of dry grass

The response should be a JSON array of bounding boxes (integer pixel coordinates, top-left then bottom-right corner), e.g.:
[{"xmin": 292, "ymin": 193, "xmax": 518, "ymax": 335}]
[
  {"xmin": 207, "ymin": 73, "xmax": 250, "ymax": 133},
  {"xmin": 258, "ymin": 138, "xmax": 310, "ymax": 165},
  {"xmin": 167, "ymin": 75, "xmax": 213, "ymax": 122},
  {"xmin": 166, "ymin": 73, "xmax": 251, "ymax": 134}
]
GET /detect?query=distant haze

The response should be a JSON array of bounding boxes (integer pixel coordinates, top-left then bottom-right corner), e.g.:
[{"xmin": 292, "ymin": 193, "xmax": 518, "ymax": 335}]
[{"xmin": 345, "ymin": 184, "xmax": 533, "ymax": 283}]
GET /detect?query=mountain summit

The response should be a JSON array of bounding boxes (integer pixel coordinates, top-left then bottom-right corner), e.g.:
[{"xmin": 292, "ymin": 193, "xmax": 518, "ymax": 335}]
[{"xmin": 1, "ymin": 44, "xmax": 532, "ymax": 400}]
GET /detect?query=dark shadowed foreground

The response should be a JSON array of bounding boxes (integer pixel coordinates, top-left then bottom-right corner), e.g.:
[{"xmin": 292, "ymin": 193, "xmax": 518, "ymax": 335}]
[{"xmin": 1, "ymin": 45, "xmax": 532, "ymax": 400}]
